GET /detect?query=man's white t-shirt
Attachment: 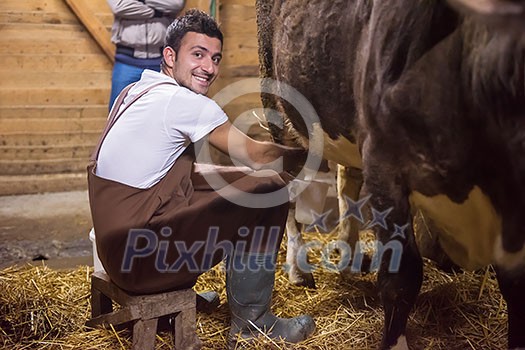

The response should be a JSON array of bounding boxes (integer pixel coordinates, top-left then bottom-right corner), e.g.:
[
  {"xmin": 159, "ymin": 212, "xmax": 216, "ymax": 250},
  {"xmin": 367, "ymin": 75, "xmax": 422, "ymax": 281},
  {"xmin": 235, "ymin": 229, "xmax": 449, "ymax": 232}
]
[{"xmin": 96, "ymin": 70, "xmax": 228, "ymax": 188}]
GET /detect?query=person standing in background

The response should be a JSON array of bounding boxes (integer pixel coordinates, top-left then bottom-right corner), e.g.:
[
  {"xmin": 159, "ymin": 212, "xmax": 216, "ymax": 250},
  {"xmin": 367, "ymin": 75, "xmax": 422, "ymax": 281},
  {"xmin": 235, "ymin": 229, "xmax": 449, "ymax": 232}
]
[{"xmin": 107, "ymin": 0, "xmax": 186, "ymax": 109}]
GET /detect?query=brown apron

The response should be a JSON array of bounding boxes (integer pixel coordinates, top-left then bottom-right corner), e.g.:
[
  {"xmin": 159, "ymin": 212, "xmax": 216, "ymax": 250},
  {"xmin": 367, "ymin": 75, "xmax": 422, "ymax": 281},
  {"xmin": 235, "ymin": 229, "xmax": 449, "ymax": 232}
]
[{"xmin": 88, "ymin": 83, "xmax": 290, "ymax": 294}]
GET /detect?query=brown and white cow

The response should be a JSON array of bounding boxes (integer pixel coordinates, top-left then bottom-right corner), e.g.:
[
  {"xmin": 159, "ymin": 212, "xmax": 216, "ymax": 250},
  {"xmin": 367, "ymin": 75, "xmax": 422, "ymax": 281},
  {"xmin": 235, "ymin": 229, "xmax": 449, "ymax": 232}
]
[{"xmin": 256, "ymin": 0, "xmax": 525, "ymax": 348}]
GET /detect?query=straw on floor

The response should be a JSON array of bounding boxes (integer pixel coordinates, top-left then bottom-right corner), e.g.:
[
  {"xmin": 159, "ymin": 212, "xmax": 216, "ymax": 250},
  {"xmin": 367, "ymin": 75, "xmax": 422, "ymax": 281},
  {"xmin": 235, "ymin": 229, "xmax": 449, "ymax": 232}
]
[{"xmin": 0, "ymin": 231, "xmax": 507, "ymax": 349}]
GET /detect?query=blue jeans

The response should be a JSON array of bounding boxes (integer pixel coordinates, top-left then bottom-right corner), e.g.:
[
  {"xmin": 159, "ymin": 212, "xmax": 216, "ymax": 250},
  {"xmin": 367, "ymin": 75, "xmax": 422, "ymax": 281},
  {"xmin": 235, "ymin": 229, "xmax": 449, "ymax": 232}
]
[{"xmin": 109, "ymin": 61, "xmax": 160, "ymax": 110}]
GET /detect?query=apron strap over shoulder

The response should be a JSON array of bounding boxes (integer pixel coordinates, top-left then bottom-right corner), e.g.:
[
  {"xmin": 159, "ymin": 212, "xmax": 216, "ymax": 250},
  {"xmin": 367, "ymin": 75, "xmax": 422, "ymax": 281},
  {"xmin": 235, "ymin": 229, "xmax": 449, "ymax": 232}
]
[{"xmin": 90, "ymin": 81, "xmax": 177, "ymax": 162}]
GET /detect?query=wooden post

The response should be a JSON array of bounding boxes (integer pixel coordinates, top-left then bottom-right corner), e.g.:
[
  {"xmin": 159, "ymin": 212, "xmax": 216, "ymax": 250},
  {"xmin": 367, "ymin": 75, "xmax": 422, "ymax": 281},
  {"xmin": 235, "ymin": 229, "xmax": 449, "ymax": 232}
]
[
  {"xmin": 64, "ymin": 0, "xmax": 115, "ymax": 63},
  {"xmin": 210, "ymin": 0, "xmax": 220, "ymax": 23}
]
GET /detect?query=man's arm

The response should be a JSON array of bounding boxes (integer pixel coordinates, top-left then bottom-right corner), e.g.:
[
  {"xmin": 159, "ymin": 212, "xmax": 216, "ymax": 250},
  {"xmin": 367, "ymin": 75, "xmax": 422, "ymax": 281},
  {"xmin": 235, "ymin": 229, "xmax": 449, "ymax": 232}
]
[
  {"xmin": 106, "ymin": 0, "xmax": 156, "ymax": 19},
  {"xmin": 207, "ymin": 121, "xmax": 305, "ymax": 172},
  {"xmin": 145, "ymin": 0, "xmax": 186, "ymax": 15}
]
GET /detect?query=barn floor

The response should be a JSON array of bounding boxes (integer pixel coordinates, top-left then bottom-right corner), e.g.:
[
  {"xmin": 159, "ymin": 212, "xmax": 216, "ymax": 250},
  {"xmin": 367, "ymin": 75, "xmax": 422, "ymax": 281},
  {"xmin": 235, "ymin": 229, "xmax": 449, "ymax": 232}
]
[
  {"xmin": 0, "ymin": 191, "xmax": 508, "ymax": 349},
  {"xmin": 0, "ymin": 191, "xmax": 93, "ymax": 269}
]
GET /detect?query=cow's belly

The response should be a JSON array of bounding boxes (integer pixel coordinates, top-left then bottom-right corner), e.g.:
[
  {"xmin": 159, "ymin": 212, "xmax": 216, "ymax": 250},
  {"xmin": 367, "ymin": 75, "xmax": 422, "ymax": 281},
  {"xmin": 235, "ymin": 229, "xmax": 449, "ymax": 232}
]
[{"xmin": 409, "ymin": 186, "xmax": 502, "ymax": 270}]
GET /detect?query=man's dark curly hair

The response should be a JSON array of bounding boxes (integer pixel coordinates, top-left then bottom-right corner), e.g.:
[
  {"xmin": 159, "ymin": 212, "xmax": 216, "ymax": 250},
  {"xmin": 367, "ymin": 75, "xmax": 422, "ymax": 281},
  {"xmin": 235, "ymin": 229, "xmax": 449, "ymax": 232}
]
[{"xmin": 164, "ymin": 9, "xmax": 223, "ymax": 54}]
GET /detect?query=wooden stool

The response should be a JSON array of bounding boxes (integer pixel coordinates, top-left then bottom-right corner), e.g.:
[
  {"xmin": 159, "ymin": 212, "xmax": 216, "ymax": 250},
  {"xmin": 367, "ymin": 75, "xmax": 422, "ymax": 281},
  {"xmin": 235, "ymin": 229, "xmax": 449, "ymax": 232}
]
[{"xmin": 86, "ymin": 271, "xmax": 201, "ymax": 350}]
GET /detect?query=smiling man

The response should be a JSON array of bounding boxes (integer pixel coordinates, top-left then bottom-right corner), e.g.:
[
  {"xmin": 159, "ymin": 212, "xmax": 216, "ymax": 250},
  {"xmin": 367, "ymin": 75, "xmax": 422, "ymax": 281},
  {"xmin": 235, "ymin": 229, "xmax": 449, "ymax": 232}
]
[
  {"xmin": 162, "ymin": 31, "xmax": 221, "ymax": 94},
  {"xmin": 88, "ymin": 9, "xmax": 315, "ymax": 348}
]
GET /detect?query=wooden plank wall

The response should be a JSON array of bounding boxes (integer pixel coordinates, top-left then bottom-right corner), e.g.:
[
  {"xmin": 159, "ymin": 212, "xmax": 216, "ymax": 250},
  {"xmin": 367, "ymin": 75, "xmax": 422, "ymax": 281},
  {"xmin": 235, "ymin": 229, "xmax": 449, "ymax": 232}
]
[
  {"xmin": 0, "ymin": 0, "xmax": 262, "ymax": 195},
  {"xmin": 210, "ymin": 0, "xmax": 263, "ymax": 136}
]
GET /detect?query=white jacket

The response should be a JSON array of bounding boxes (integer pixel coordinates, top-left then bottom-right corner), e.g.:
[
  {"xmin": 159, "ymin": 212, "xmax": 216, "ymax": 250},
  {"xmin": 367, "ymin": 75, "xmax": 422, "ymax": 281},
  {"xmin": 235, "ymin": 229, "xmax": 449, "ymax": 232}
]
[{"xmin": 107, "ymin": 0, "xmax": 186, "ymax": 59}]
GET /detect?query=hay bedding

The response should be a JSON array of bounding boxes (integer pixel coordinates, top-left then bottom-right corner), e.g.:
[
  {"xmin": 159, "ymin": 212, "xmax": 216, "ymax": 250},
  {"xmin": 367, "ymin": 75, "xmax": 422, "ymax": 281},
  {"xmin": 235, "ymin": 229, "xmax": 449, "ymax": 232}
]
[{"xmin": 0, "ymin": 232, "xmax": 507, "ymax": 350}]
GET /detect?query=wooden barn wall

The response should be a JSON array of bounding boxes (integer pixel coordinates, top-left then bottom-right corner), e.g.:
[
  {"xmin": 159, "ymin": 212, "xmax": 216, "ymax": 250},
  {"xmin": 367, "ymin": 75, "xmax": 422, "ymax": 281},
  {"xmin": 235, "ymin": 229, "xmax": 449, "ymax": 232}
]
[{"xmin": 0, "ymin": 0, "xmax": 262, "ymax": 195}]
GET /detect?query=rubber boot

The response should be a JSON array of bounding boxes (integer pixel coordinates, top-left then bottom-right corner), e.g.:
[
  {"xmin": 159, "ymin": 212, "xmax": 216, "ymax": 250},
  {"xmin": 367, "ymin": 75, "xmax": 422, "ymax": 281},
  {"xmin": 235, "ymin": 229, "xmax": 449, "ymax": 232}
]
[{"xmin": 226, "ymin": 252, "xmax": 315, "ymax": 348}]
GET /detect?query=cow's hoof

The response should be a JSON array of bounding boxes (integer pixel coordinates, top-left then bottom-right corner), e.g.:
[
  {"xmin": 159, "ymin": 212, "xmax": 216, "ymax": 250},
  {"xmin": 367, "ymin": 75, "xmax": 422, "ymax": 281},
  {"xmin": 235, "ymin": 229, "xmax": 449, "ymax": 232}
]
[{"xmin": 288, "ymin": 269, "xmax": 316, "ymax": 289}]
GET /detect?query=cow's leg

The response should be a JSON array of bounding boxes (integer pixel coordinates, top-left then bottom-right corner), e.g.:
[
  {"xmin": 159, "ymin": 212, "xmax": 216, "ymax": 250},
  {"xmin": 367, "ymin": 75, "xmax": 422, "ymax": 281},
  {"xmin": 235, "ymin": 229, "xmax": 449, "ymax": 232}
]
[
  {"xmin": 285, "ymin": 207, "xmax": 316, "ymax": 288},
  {"xmin": 336, "ymin": 164, "xmax": 371, "ymax": 277},
  {"xmin": 494, "ymin": 266, "xmax": 525, "ymax": 349},
  {"xmin": 375, "ymin": 228, "xmax": 422, "ymax": 350},
  {"xmin": 361, "ymin": 147, "xmax": 423, "ymax": 349},
  {"xmin": 336, "ymin": 165, "xmax": 364, "ymax": 246},
  {"xmin": 372, "ymin": 202, "xmax": 423, "ymax": 350}
]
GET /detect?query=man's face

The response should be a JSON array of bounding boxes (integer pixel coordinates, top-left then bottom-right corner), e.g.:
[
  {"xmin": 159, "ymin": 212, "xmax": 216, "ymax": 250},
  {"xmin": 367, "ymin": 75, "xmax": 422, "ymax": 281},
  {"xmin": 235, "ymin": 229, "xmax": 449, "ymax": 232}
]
[{"xmin": 166, "ymin": 32, "xmax": 222, "ymax": 95}]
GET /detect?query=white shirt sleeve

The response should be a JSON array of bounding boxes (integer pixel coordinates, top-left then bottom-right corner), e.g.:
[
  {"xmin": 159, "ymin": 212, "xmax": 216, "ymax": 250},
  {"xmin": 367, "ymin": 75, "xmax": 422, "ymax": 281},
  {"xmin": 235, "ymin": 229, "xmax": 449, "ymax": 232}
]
[{"xmin": 167, "ymin": 90, "xmax": 228, "ymax": 143}]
